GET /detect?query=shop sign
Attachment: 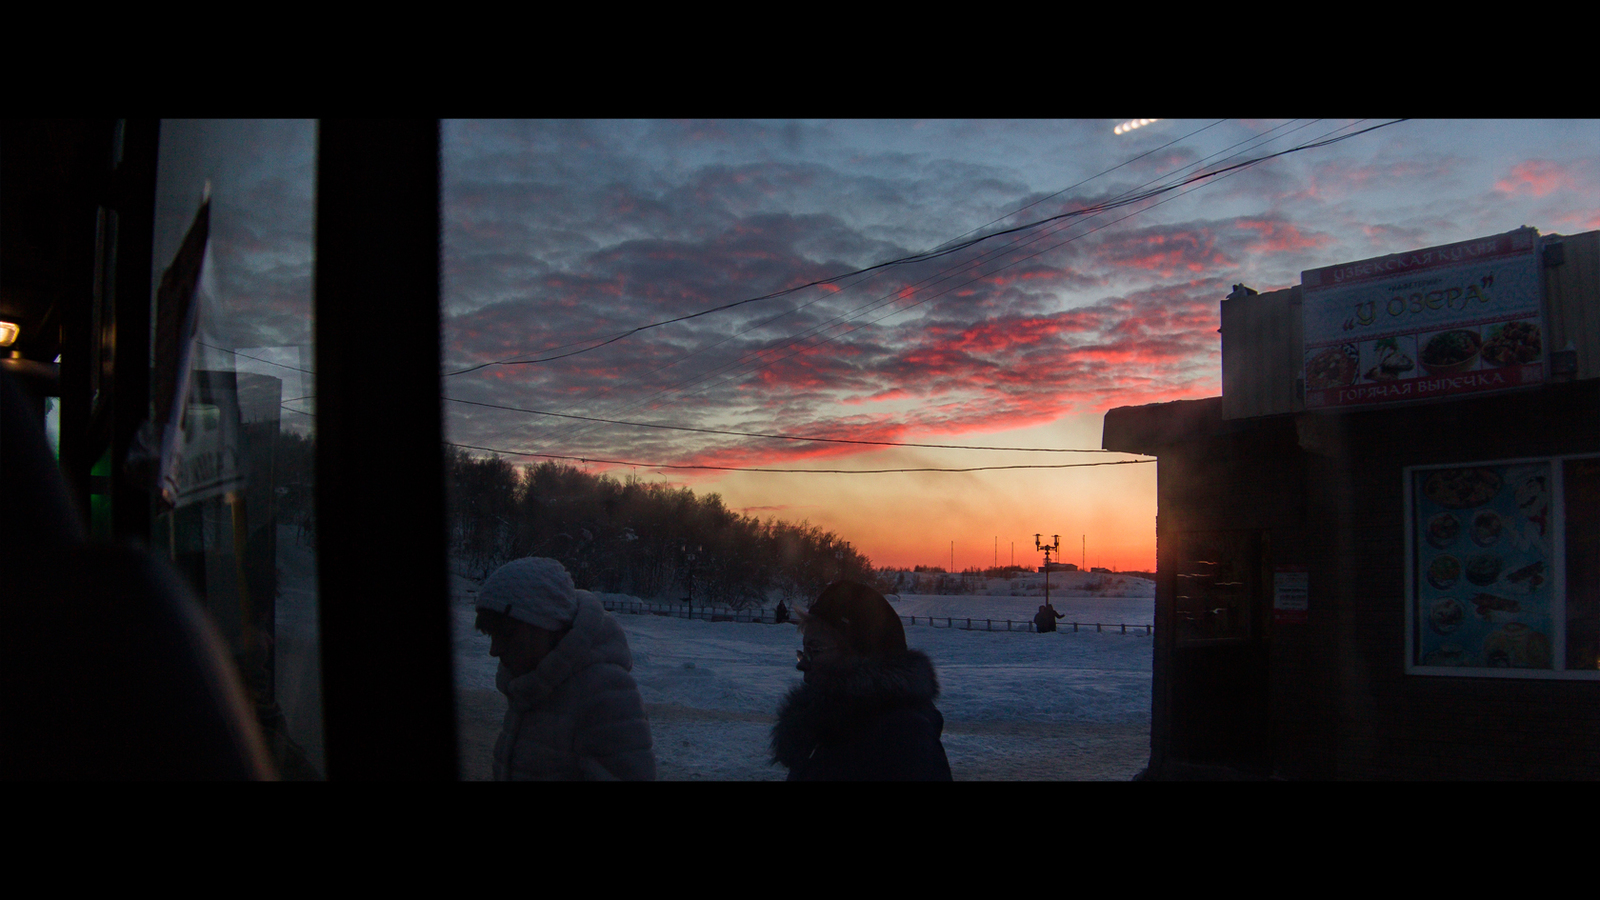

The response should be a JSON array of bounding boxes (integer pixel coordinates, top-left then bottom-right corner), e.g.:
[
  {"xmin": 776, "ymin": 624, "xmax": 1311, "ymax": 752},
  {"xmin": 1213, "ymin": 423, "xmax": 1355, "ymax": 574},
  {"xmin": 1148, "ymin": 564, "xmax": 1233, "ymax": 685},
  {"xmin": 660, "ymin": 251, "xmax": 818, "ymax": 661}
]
[
  {"xmin": 152, "ymin": 196, "xmax": 245, "ymax": 507},
  {"xmin": 1273, "ymin": 565, "xmax": 1308, "ymax": 625},
  {"xmin": 164, "ymin": 372, "xmax": 244, "ymax": 507},
  {"xmin": 1302, "ymin": 228, "xmax": 1543, "ymax": 410}
]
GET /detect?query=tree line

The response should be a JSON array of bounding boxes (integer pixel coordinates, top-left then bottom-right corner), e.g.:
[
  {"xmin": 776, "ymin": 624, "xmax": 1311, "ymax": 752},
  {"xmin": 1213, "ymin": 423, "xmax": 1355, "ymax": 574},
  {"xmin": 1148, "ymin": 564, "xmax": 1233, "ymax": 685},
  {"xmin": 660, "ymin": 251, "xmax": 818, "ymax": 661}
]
[
  {"xmin": 446, "ymin": 449, "xmax": 875, "ymax": 608},
  {"xmin": 274, "ymin": 435, "xmax": 877, "ymax": 607}
]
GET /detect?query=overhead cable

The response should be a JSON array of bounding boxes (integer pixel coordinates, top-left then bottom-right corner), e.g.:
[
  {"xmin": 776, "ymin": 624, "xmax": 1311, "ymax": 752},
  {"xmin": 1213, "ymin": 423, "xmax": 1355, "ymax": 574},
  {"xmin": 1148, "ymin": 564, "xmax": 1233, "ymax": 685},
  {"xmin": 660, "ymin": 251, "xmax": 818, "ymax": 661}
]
[
  {"xmin": 446, "ymin": 441, "xmax": 1155, "ymax": 474},
  {"xmin": 443, "ymin": 119, "xmax": 1406, "ymax": 375},
  {"xmin": 447, "ymin": 397, "xmax": 1141, "ymax": 454},
  {"xmin": 525, "ymin": 120, "xmax": 1364, "ymax": 450},
  {"xmin": 516, "ymin": 119, "xmax": 1369, "ymax": 450}
]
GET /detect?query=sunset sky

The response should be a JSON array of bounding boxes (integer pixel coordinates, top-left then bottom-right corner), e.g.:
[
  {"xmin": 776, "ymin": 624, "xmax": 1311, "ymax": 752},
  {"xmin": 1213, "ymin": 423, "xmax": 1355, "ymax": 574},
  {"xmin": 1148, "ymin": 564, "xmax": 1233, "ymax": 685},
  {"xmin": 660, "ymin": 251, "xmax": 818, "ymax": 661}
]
[
  {"xmin": 425, "ymin": 119, "xmax": 1600, "ymax": 573},
  {"xmin": 169, "ymin": 119, "xmax": 1597, "ymax": 574}
]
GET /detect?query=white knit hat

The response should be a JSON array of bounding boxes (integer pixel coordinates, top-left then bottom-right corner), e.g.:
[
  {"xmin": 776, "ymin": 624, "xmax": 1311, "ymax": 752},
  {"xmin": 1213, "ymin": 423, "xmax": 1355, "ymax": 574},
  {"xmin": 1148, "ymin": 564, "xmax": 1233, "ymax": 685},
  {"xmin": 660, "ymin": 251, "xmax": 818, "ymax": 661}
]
[{"xmin": 476, "ymin": 557, "xmax": 578, "ymax": 630}]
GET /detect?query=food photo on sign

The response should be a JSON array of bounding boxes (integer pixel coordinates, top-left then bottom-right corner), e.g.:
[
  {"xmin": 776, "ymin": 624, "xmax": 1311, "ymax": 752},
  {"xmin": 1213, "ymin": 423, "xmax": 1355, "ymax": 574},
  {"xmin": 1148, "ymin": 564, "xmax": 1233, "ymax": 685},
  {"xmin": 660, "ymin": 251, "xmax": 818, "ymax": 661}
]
[
  {"xmin": 1417, "ymin": 328, "xmax": 1483, "ymax": 377},
  {"xmin": 1304, "ymin": 343, "xmax": 1359, "ymax": 391},
  {"xmin": 1480, "ymin": 319, "xmax": 1543, "ymax": 367},
  {"xmin": 1411, "ymin": 462, "xmax": 1555, "ymax": 671},
  {"xmin": 1360, "ymin": 336, "xmax": 1417, "ymax": 383}
]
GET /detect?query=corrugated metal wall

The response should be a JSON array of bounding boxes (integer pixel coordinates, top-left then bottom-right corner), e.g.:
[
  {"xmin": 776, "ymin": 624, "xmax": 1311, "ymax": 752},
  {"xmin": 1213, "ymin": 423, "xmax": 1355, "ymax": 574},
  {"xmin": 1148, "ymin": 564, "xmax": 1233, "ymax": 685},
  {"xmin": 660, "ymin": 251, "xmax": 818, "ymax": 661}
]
[
  {"xmin": 1220, "ymin": 230, "xmax": 1600, "ymax": 421},
  {"xmin": 1220, "ymin": 285, "xmax": 1303, "ymax": 420},
  {"xmin": 1545, "ymin": 230, "xmax": 1600, "ymax": 380}
]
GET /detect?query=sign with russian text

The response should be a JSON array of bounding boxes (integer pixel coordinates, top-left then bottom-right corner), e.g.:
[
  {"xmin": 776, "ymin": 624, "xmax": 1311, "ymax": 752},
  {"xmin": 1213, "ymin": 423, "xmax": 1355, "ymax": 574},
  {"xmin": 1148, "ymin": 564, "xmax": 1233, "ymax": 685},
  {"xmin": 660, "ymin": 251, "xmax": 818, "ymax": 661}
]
[
  {"xmin": 1273, "ymin": 565, "xmax": 1308, "ymax": 625},
  {"xmin": 165, "ymin": 370, "xmax": 245, "ymax": 507},
  {"xmin": 1302, "ymin": 228, "xmax": 1543, "ymax": 410},
  {"xmin": 155, "ymin": 196, "xmax": 245, "ymax": 507}
]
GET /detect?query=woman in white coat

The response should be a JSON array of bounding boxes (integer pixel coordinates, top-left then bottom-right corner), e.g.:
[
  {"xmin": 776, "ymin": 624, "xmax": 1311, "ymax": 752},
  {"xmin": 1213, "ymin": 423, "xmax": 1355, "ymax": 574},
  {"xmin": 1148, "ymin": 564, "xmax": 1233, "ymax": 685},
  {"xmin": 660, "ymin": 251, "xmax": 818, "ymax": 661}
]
[{"xmin": 475, "ymin": 557, "xmax": 656, "ymax": 781}]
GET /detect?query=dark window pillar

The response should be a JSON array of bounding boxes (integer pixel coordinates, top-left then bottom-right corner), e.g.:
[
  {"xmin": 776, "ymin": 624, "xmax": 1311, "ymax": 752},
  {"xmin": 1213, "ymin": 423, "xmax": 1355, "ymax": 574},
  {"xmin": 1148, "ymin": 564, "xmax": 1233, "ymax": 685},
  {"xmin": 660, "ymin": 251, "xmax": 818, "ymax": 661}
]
[{"xmin": 314, "ymin": 120, "xmax": 456, "ymax": 779}]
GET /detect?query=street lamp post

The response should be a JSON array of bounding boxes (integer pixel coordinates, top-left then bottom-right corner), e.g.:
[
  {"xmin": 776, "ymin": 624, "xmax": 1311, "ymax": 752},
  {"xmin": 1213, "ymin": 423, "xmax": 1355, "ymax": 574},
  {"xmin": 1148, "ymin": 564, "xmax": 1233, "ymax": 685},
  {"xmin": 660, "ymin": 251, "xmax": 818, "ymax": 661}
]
[
  {"xmin": 682, "ymin": 542, "xmax": 700, "ymax": 618},
  {"xmin": 1035, "ymin": 533, "xmax": 1060, "ymax": 607}
]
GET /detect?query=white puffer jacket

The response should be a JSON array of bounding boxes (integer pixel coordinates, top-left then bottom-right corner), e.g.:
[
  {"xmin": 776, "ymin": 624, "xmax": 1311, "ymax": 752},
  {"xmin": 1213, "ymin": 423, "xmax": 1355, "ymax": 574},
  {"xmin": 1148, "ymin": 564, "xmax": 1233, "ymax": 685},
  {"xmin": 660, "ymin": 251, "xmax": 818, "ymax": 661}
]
[{"xmin": 492, "ymin": 593, "xmax": 656, "ymax": 780}]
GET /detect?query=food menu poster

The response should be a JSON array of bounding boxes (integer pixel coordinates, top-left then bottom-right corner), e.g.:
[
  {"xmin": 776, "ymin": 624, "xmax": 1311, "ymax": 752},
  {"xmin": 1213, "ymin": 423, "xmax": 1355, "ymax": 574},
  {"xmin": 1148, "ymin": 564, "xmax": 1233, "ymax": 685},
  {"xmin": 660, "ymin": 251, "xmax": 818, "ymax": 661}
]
[
  {"xmin": 1412, "ymin": 462, "xmax": 1555, "ymax": 671},
  {"xmin": 1302, "ymin": 228, "xmax": 1543, "ymax": 410}
]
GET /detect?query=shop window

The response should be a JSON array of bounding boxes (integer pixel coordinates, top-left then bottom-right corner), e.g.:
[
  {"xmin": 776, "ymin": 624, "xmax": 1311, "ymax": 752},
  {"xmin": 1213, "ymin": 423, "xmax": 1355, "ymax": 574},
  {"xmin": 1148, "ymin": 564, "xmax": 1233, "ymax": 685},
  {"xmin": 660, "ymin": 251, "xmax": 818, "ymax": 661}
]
[{"xmin": 1408, "ymin": 454, "xmax": 1600, "ymax": 678}]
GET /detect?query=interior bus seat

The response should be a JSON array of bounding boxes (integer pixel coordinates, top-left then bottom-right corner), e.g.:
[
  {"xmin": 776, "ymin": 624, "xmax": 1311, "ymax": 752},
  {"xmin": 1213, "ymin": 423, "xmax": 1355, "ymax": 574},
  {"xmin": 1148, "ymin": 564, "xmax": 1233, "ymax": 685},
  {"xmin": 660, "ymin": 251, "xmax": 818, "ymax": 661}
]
[{"xmin": 1, "ymin": 370, "xmax": 276, "ymax": 779}]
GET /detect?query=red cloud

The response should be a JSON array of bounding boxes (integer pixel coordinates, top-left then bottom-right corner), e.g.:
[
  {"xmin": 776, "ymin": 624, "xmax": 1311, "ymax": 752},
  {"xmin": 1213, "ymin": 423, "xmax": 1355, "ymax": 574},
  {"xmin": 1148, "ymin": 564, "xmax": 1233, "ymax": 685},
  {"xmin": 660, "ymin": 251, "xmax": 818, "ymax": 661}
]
[
  {"xmin": 843, "ymin": 387, "xmax": 911, "ymax": 405},
  {"xmin": 1284, "ymin": 157, "xmax": 1456, "ymax": 204},
  {"xmin": 1496, "ymin": 159, "xmax": 1574, "ymax": 197},
  {"xmin": 938, "ymin": 315, "xmax": 1092, "ymax": 355},
  {"xmin": 1096, "ymin": 227, "xmax": 1232, "ymax": 277},
  {"xmin": 1235, "ymin": 218, "xmax": 1329, "ymax": 254}
]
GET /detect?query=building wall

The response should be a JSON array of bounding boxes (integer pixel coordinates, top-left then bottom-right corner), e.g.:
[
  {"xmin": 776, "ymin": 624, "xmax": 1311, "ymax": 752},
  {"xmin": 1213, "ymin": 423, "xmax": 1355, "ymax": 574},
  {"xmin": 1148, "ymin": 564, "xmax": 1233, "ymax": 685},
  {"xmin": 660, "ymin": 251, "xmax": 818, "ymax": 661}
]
[
  {"xmin": 1299, "ymin": 380, "xmax": 1600, "ymax": 779},
  {"xmin": 1221, "ymin": 285, "xmax": 1303, "ymax": 420},
  {"xmin": 1138, "ymin": 406, "xmax": 1322, "ymax": 776},
  {"xmin": 1111, "ymin": 229, "xmax": 1600, "ymax": 779},
  {"xmin": 1112, "ymin": 381, "xmax": 1600, "ymax": 779},
  {"xmin": 1544, "ymin": 231, "xmax": 1600, "ymax": 380}
]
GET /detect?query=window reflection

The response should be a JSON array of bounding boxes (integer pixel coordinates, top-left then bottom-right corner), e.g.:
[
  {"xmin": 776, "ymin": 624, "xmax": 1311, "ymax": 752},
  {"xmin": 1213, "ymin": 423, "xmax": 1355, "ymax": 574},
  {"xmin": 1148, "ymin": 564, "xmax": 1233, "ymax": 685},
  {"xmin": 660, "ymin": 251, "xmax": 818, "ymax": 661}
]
[{"xmin": 150, "ymin": 120, "xmax": 322, "ymax": 778}]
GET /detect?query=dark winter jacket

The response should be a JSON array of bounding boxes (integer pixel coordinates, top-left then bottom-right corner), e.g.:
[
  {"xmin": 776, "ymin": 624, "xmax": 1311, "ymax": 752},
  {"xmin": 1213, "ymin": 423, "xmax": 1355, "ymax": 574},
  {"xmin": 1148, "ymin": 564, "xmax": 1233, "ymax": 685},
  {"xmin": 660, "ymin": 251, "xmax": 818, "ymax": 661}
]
[
  {"xmin": 1034, "ymin": 605, "xmax": 1063, "ymax": 633},
  {"xmin": 493, "ymin": 592, "xmax": 656, "ymax": 780},
  {"xmin": 770, "ymin": 649, "xmax": 953, "ymax": 781}
]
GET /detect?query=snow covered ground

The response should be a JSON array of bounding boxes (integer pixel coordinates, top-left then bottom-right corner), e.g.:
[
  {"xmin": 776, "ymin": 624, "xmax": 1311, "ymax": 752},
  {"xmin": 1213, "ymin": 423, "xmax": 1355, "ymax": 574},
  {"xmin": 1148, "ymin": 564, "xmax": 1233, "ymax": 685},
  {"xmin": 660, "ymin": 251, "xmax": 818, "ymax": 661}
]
[
  {"xmin": 271, "ymin": 529, "xmax": 1154, "ymax": 780},
  {"xmin": 450, "ymin": 571, "xmax": 1155, "ymax": 781},
  {"xmin": 887, "ymin": 569, "xmax": 1156, "ymax": 602}
]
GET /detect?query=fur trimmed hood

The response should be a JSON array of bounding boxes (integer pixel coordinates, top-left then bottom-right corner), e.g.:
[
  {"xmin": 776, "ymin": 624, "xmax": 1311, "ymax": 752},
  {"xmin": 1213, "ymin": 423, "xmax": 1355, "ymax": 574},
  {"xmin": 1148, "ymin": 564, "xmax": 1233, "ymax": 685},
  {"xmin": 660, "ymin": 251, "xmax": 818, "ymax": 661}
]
[
  {"xmin": 496, "ymin": 592, "xmax": 632, "ymax": 707},
  {"xmin": 770, "ymin": 649, "xmax": 951, "ymax": 780},
  {"xmin": 492, "ymin": 593, "xmax": 654, "ymax": 780}
]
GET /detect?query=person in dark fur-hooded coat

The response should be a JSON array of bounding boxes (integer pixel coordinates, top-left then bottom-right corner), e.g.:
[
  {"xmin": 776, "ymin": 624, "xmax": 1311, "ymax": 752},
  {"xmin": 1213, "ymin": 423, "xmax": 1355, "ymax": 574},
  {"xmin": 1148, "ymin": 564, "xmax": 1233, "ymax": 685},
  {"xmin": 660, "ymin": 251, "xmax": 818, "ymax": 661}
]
[{"xmin": 770, "ymin": 581, "xmax": 952, "ymax": 781}]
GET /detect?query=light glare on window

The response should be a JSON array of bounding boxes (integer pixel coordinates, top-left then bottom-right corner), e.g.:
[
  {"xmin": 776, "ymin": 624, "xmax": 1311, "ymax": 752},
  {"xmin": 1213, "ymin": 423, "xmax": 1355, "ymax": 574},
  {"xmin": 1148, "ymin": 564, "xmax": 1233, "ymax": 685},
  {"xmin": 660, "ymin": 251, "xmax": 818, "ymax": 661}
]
[{"xmin": 1113, "ymin": 119, "xmax": 1160, "ymax": 135}]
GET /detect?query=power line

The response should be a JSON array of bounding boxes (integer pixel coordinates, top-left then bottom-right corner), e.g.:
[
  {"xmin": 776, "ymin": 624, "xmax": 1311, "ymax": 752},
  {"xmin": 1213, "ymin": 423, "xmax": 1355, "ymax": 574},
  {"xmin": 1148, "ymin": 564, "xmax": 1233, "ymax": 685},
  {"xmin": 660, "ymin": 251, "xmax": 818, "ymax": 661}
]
[
  {"xmin": 242, "ymin": 122, "xmax": 1407, "ymax": 461},
  {"xmin": 441, "ymin": 119, "xmax": 1222, "ymax": 374},
  {"xmin": 446, "ymin": 396, "xmax": 1141, "ymax": 454},
  {"xmin": 525, "ymin": 119, "xmax": 1370, "ymax": 452},
  {"xmin": 457, "ymin": 125, "xmax": 1256, "ymax": 445},
  {"xmin": 440, "ymin": 120, "xmax": 1236, "ymax": 378},
  {"xmin": 929, "ymin": 120, "xmax": 1229, "ymax": 251},
  {"xmin": 444, "ymin": 119, "xmax": 1406, "ymax": 377},
  {"xmin": 446, "ymin": 441, "xmax": 1154, "ymax": 474},
  {"xmin": 217, "ymin": 337, "xmax": 1144, "ymax": 457},
  {"xmin": 514, "ymin": 119, "xmax": 1362, "ymax": 450}
]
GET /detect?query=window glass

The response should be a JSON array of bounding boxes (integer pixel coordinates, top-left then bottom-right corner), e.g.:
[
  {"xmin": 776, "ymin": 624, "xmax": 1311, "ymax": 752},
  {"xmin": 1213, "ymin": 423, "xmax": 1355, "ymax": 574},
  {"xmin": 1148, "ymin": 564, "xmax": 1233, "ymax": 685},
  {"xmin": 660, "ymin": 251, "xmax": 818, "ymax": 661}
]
[
  {"xmin": 1408, "ymin": 455, "xmax": 1600, "ymax": 678},
  {"xmin": 150, "ymin": 120, "xmax": 322, "ymax": 777}
]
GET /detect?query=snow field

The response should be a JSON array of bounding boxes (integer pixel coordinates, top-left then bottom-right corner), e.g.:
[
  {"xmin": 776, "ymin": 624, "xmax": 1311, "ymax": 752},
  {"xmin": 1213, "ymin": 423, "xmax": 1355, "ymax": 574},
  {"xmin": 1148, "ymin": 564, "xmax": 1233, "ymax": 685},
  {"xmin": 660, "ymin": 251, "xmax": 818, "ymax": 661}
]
[{"xmin": 450, "ymin": 572, "xmax": 1154, "ymax": 780}]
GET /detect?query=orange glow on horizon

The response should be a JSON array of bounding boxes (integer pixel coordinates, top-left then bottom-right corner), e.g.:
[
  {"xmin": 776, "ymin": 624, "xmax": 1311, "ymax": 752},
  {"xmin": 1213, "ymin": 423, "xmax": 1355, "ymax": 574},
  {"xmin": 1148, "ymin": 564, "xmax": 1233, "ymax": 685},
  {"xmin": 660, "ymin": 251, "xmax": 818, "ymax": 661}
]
[
  {"xmin": 705, "ymin": 413, "xmax": 1160, "ymax": 575},
  {"xmin": 565, "ymin": 414, "xmax": 1163, "ymax": 574}
]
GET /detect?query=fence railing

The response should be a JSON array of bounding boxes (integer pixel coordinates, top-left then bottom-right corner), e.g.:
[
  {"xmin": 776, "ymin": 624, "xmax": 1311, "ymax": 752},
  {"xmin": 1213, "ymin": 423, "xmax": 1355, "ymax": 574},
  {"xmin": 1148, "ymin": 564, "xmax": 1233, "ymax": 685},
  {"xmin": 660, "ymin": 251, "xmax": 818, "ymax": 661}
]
[
  {"xmin": 599, "ymin": 598, "xmax": 1152, "ymax": 635},
  {"xmin": 904, "ymin": 615, "xmax": 1152, "ymax": 635}
]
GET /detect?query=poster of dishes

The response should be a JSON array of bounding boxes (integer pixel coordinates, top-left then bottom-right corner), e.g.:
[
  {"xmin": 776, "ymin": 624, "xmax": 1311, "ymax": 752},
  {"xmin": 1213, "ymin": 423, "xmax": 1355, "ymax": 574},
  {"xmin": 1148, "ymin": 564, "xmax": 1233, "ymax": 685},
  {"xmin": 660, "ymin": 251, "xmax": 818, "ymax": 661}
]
[
  {"xmin": 1303, "ymin": 228, "xmax": 1544, "ymax": 410},
  {"xmin": 1412, "ymin": 461, "xmax": 1555, "ymax": 670}
]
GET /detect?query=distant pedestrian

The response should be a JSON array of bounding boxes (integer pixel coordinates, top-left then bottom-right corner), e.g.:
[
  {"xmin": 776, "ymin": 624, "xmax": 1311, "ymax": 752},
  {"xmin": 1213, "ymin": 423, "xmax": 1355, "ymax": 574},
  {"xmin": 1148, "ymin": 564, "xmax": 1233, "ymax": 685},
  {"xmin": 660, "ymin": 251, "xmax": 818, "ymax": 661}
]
[
  {"xmin": 774, "ymin": 599, "xmax": 789, "ymax": 624},
  {"xmin": 771, "ymin": 580, "xmax": 952, "ymax": 780},
  {"xmin": 1034, "ymin": 602, "xmax": 1064, "ymax": 633},
  {"xmin": 475, "ymin": 557, "xmax": 655, "ymax": 780}
]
